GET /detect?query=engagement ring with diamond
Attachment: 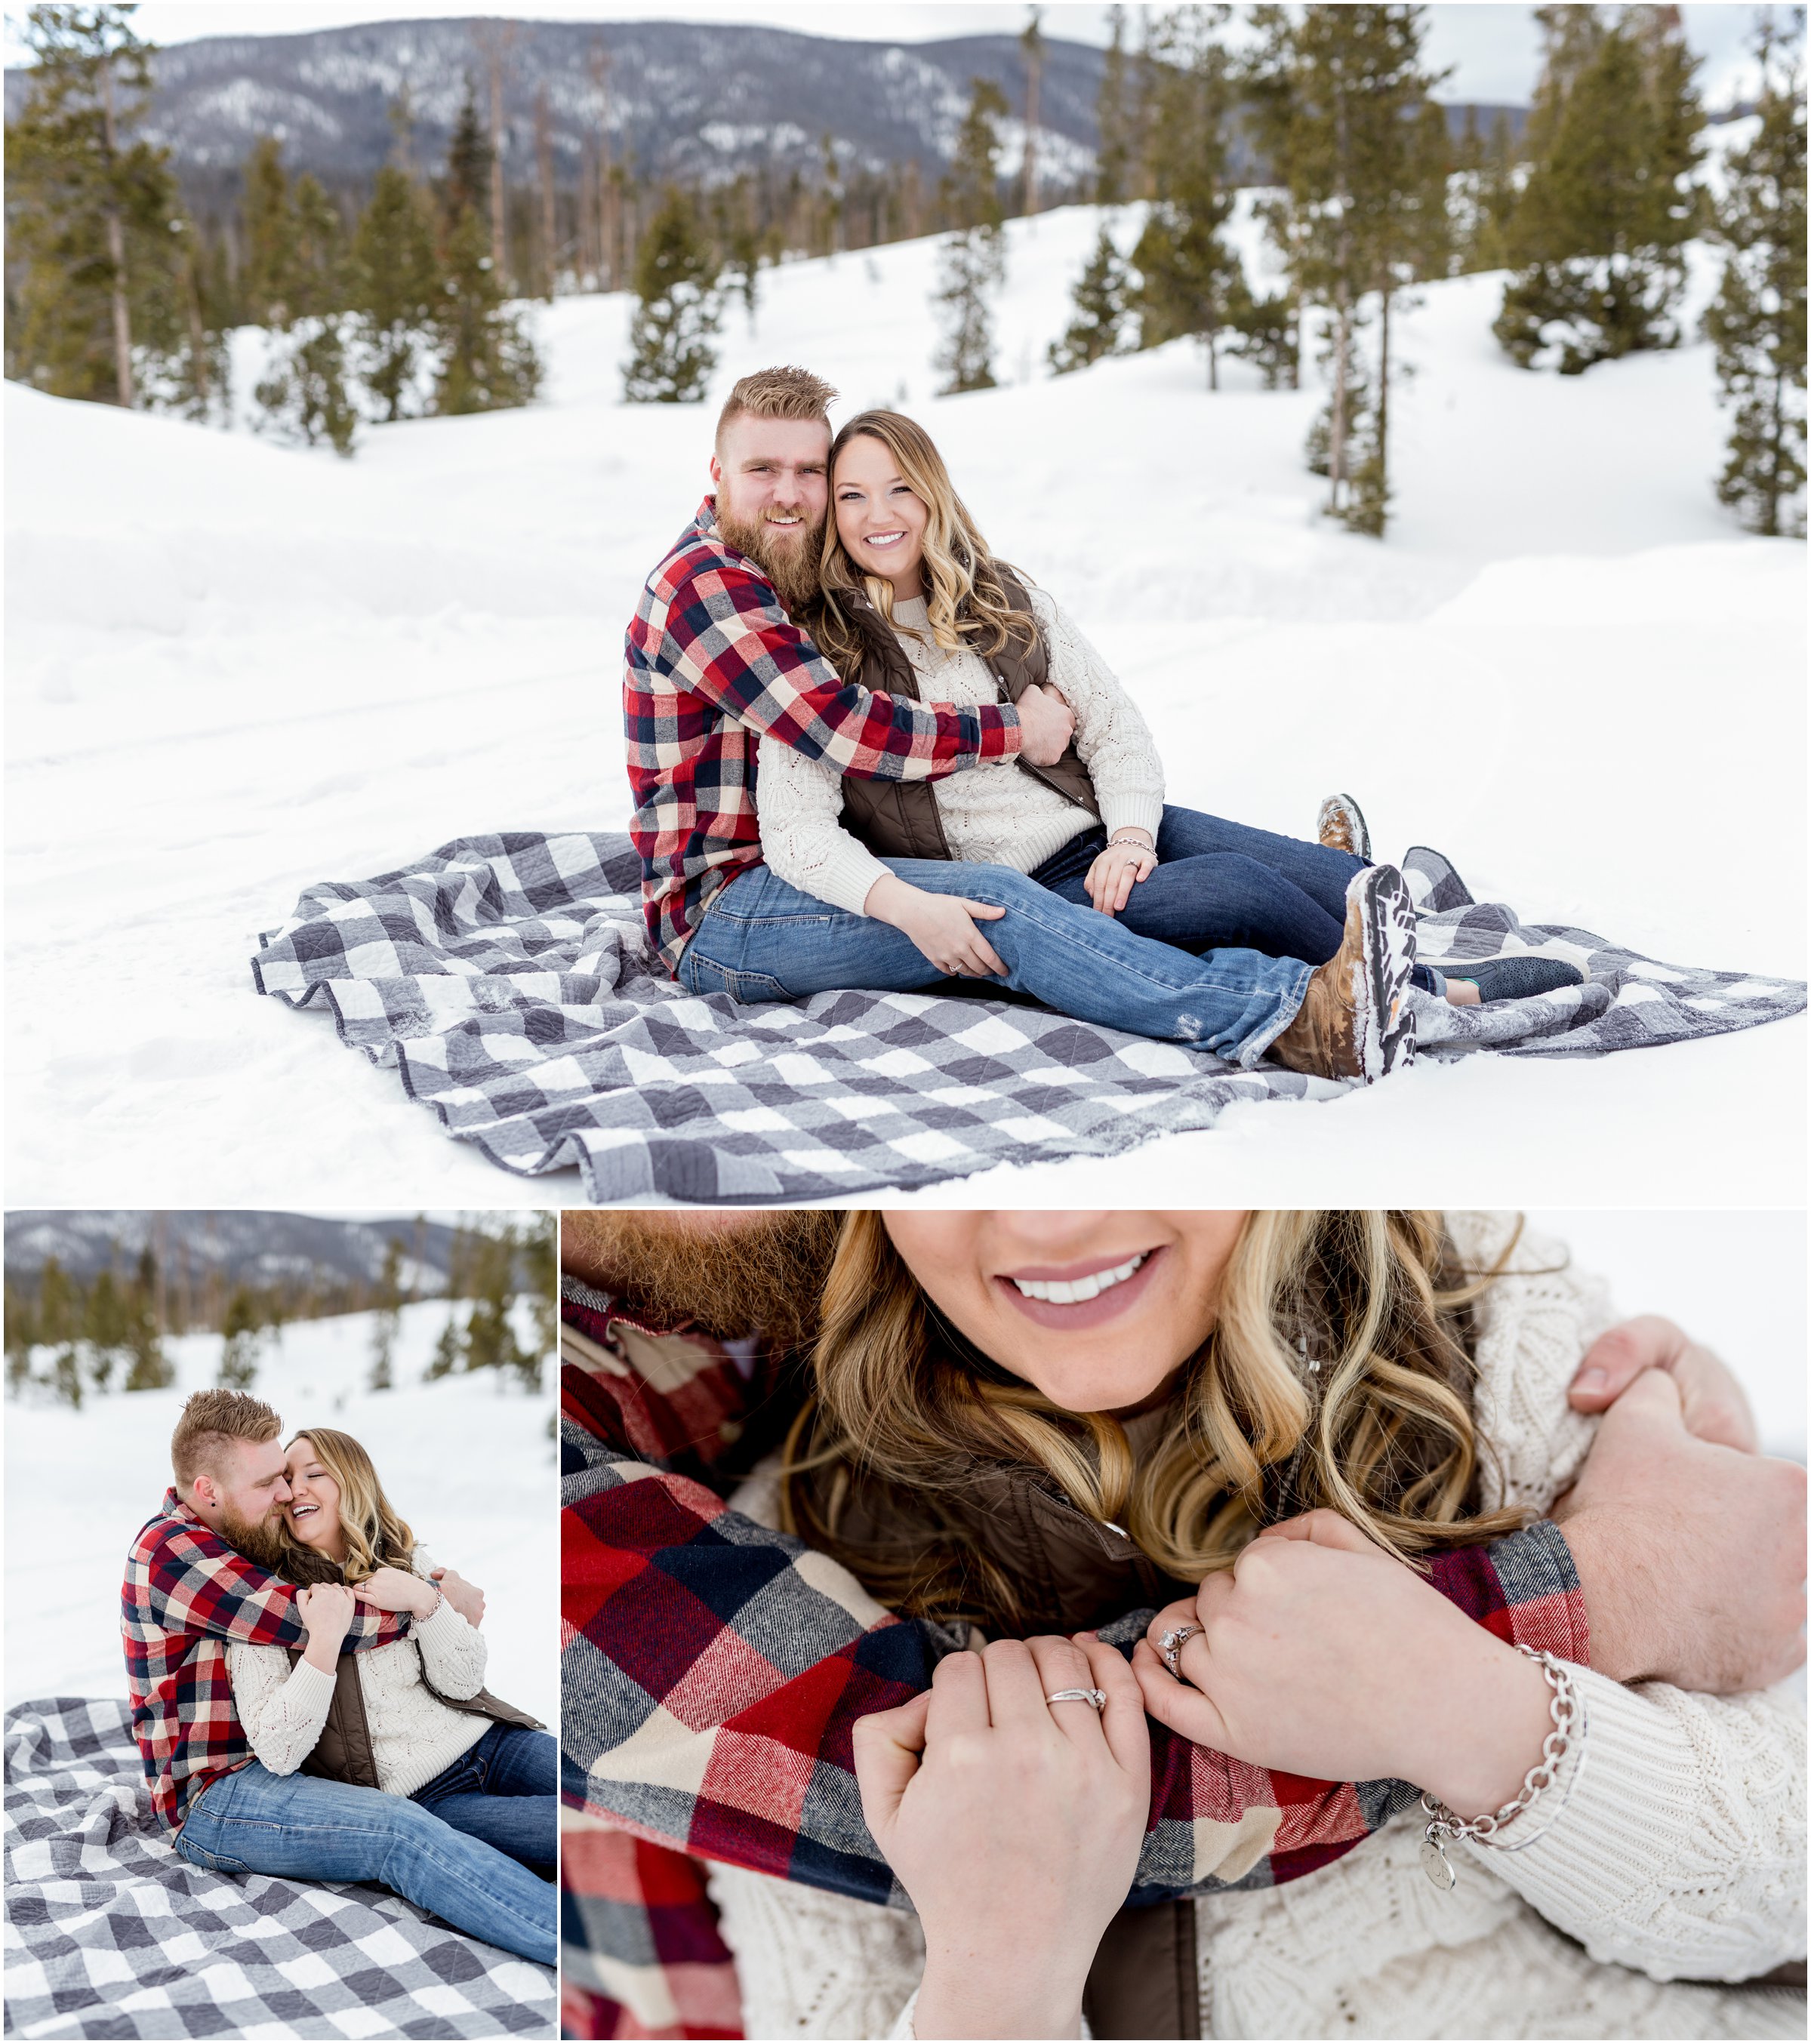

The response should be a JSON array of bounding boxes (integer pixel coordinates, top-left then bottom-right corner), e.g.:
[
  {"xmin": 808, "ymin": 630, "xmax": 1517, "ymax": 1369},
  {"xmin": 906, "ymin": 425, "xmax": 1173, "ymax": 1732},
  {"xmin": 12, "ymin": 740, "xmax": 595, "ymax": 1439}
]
[{"xmin": 1158, "ymin": 1623, "xmax": 1200, "ymax": 1676}]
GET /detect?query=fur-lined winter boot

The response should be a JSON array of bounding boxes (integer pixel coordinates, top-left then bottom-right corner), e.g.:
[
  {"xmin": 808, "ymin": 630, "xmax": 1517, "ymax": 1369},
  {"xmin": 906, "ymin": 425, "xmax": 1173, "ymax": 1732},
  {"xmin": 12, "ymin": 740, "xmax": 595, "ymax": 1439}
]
[
  {"xmin": 1268, "ymin": 865, "xmax": 1417, "ymax": 1083},
  {"xmin": 1315, "ymin": 793, "xmax": 1371, "ymax": 862}
]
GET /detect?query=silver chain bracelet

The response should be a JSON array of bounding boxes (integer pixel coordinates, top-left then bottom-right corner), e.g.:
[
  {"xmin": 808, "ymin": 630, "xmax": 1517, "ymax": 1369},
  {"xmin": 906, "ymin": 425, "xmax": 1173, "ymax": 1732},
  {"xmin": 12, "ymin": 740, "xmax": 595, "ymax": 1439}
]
[
  {"xmin": 1418, "ymin": 1646, "xmax": 1578, "ymax": 1891},
  {"xmin": 1106, "ymin": 835, "xmax": 1157, "ymax": 858}
]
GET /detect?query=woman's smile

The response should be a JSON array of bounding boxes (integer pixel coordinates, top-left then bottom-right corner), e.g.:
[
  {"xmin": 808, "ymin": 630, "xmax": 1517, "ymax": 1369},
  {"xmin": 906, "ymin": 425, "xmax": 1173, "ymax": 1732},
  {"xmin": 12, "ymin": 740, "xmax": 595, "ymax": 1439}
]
[
  {"xmin": 885, "ymin": 1212, "xmax": 1249, "ymax": 1411},
  {"xmin": 282, "ymin": 1438, "xmax": 347, "ymax": 1558}
]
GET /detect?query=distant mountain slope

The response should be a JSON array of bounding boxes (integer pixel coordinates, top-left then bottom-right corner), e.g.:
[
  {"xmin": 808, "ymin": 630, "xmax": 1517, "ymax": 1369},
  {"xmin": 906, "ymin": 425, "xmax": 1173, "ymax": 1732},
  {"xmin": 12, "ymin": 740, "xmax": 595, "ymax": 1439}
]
[
  {"xmin": 3, "ymin": 1210, "xmax": 461, "ymax": 1291},
  {"xmin": 2, "ymin": 16, "xmax": 1529, "ymax": 209},
  {"xmin": 3, "ymin": 17, "xmax": 1104, "ymax": 199}
]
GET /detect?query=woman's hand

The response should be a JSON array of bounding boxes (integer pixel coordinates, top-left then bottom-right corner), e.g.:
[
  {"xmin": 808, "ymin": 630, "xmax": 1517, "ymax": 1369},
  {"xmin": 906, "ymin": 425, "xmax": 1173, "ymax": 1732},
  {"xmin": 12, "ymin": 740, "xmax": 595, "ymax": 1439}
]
[
  {"xmin": 864, "ymin": 874, "xmax": 1008, "ymax": 977},
  {"xmin": 854, "ymin": 1634, "xmax": 1148, "ymax": 2040},
  {"xmin": 296, "ymin": 1582, "xmax": 357, "ymax": 1671},
  {"xmin": 1083, "ymin": 836, "xmax": 1157, "ymax": 916},
  {"xmin": 1132, "ymin": 1511, "xmax": 1553, "ymax": 1820},
  {"xmin": 431, "ymin": 1566, "xmax": 485, "ymax": 1627},
  {"xmin": 357, "ymin": 1565, "xmax": 440, "ymax": 1618}
]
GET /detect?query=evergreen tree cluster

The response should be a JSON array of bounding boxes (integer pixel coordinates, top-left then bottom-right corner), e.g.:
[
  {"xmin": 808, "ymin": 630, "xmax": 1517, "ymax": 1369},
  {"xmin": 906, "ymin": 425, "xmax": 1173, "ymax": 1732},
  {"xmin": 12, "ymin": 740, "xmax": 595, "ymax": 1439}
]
[
  {"xmin": 422, "ymin": 1214, "xmax": 553, "ymax": 1393},
  {"xmin": 5, "ymin": 1247, "xmax": 171, "ymax": 1405},
  {"xmin": 5, "ymin": 10, "xmax": 541, "ymax": 452},
  {"xmin": 935, "ymin": 79, "xmax": 1012, "ymax": 396},
  {"xmin": 1704, "ymin": 10, "xmax": 1806, "ymax": 536}
]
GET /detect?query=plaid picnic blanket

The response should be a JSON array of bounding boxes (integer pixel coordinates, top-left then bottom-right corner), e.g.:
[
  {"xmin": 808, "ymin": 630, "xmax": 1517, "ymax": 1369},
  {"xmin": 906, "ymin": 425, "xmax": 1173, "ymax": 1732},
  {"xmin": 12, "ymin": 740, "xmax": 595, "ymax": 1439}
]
[
  {"xmin": 557, "ymin": 1286, "xmax": 1591, "ymax": 2036},
  {"xmin": 251, "ymin": 833, "xmax": 1805, "ymax": 1203},
  {"xmin": 4, "ymin": 1697, "xmax": 556, "ymax": 2040}
]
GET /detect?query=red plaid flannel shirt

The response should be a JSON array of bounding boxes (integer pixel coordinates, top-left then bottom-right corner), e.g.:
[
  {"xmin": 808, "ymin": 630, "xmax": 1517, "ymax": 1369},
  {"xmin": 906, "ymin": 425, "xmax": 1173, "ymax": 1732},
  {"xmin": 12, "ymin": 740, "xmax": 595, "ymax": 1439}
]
[
  {"xmin": 558, "ymin": 1285, "xmax": 1591, "ymax": 2039},
  {"xmin": 625, "ymin": 497, "xmax": 1023, "ymax": 975},
  {"xmin": 122, "ymin": 1490, "xmax": 410, "ymax": 1832}
]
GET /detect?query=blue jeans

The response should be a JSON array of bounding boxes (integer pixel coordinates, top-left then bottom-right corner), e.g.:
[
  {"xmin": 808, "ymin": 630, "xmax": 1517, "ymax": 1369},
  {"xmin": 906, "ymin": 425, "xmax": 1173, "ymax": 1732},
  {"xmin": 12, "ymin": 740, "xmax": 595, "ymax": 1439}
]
[
  {"xmin": 679, "ymin": 857, "xmax": 1311, "ymax": 1067},
  {"xmin": 175, "ymin": 1759, "xmax": 556, "ymax": 1966},
  {"xmin": 410, "ymin": 1722, "xmax": 556, "ymax": 1873},
  {"xmin": 1033, "ymin": 808, "xmax": 1446, "ymax": 995}
]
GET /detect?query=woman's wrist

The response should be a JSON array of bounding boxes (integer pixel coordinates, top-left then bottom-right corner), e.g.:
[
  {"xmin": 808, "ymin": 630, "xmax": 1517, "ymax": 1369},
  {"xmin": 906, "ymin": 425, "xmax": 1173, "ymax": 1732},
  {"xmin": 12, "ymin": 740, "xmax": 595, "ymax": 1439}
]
[
  {"xmin": 914, "ymin": 1947, "xmax": 1087, "ymax": 2041},
  {"xmin": 301, "ymin": 1632, "xmax": 343, "ymax": 1673},
  {"xmin": 1412, "ymin": 1636, "xmax": 1557, "ymax": 1818},
  {"xmin": 864, "ymin": 874, "xmax": 912, "ymax": 927}
]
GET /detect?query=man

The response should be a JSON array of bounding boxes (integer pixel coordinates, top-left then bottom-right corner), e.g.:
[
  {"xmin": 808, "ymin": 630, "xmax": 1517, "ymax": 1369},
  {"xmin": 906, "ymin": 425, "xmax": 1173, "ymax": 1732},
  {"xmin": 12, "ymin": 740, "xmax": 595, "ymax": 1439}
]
[
  {"xmin": 625, "ymin": 365, "xmax": 1415, "ymax": 1082},
  {"xmin": 559, "ymin": 1213, "xmax": 1806, "ymax": 2036},
  {"xmin": 125, "ymin": 1390, "xmax": 555, "ymax": 1967}
]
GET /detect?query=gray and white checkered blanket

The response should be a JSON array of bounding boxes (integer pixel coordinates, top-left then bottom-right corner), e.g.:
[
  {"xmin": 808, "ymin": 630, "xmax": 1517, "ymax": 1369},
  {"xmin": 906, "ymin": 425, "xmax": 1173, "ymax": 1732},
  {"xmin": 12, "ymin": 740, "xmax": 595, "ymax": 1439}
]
[
  {"xmin": 250, "ymin": 833, "xmax": 1805, "ymax": 1205},
  {"xmin": 4, "ymin": 1698, "xmax": 554, "ymax": 2040}
]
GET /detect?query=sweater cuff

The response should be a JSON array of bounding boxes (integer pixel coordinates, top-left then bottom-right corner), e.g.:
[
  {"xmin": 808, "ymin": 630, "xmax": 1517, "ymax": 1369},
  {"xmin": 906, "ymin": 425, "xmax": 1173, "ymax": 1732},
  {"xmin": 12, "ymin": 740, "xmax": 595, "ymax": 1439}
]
[
  {"xmin": 1098, "ymin": 795, "xmax": 1164, "ymax": 845},
  {"xmin": 284, "ymin": 1655, "xmax": 338, "ymax": 1710},
  {"xmin": 1458, "ymin": 1667, "xmax": 1686, "ymax": 1965},
  {"xmin": 802, "ymin": 841, "xmax": 894, "ymax": 918}
]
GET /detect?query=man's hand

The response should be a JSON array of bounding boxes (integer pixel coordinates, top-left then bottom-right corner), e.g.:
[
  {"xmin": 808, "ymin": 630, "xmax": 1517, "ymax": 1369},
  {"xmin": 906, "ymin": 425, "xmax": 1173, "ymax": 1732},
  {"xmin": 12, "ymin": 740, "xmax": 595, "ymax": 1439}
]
[
  {"xmin": 1569, "ymin": 1315, "xmax": 1760, "ymax": 1451},
  {"xmin": 1015, "ymin": 683, "xmax": 1076, "ymax": 767},
  {"xmin": 431, "ymin": 1566, "xmax": 485, "ymax": 1627},
  {"xmin": 1554, "ymin": 1368, "xmax": 1805, "ymax": 1692}
]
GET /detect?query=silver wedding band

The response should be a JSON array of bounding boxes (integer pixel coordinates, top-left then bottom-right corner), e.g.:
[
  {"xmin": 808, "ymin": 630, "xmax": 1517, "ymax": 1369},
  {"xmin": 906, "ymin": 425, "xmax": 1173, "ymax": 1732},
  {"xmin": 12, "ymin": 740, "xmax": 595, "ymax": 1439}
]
[
  {"xmin": 1157, "ymin": 1624, "xmax": 1200, "ymax": 1676},
  {"xmin": 1045, "ymin": 1687, "xmax": 1107, "ymax": 1711}
]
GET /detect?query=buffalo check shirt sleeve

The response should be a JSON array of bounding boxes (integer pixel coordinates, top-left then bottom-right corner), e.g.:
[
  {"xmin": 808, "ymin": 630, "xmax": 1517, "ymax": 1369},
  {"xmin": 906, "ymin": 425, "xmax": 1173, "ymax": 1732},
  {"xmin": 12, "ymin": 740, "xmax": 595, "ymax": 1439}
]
[
  {"xmin": 558, "ymin": 1291, "xmax": 1591, "ymax": 1909},
  {"xmin": 122, "ymin": 1492, "xmax": 411, "ymax": 1833}
]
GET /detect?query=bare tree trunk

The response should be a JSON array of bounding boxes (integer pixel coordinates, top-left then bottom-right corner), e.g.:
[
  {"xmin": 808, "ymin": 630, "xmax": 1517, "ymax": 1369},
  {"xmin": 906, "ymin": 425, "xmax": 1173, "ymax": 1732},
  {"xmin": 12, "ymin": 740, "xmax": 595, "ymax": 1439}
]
[
  {"xmin": 1023, "ymin": 37, "xmax": 1042, "ymax": 216},
  {"xmin": 1329, "ymin": 282, "xmax": 1351, "ymax": 513},
  {"xmin": 535, "ymin": 85, "xmax": 556, "ymax": 300},
  {"xmin": 1207, "ymin": 326, "xmax": 1218, "ymax": 390},
  {"xmin": 589, "ymin": 44, "xmax": 614, "ymax": 289},
  {"xmin": 185, "ymin": 246, "xmax": 210, "ymax": 405},
  {"xmin": 100, "ymin": 52, "xmax": 134, "ymax": 408},
  {"xmin": 476, "ymin": 23, "xmax": 516, "ymax": 283},
  {"xmin": 1377, "ymin": 285, "xmax": 1391, "ymax": 494}
]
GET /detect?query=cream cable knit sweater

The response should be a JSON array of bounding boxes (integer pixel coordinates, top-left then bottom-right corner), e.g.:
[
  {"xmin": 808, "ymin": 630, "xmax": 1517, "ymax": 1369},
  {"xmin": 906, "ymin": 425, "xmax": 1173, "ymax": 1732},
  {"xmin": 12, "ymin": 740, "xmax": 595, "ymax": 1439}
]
[
  {"xmin": 706, "ymin": 1216, "xmax": 1808, "ymax": 2040},
  {"xmin": 226, "ymin": 1554, "xmax": 490, "ymax": 1802},
  {"xmin": 756, "ymin": 589, "xmax": 1166, "ymax": 915}
]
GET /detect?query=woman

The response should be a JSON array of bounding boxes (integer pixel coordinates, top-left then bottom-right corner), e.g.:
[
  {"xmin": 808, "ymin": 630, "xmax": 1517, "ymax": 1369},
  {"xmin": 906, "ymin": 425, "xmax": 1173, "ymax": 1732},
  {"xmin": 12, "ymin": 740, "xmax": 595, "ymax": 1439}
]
[
  {"xmin": 701, "ymin": 1212, "xmax": 1804, "ymax": 2039},
  {"xmin": 222, "ymin": 1428, "xmax": 557, "ymax": 1960},
  {"xmin": 758, "ymin": 411, "xmax": 1582, "ymax": 1012}
]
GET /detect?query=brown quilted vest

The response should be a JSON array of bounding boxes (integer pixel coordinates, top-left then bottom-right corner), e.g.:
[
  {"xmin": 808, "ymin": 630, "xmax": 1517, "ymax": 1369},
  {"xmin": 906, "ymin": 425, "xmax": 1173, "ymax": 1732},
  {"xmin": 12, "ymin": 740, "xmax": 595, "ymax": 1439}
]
[
  {"xmin": 826, "ymin": 1430, "xmax": 1206, "ymax": 2039},
  {"xmin": 285, "ymin": 1637, "xmax": 544, "ymax": 1793},
  {"xmin": 831, "ymin": 577, "xmax": 1100, "ymax": 862}
]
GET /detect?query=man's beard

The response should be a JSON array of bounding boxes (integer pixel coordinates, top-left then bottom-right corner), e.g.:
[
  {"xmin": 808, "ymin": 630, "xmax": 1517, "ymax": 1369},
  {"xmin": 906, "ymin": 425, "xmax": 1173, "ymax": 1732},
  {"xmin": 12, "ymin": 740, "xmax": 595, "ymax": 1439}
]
[
  {"xmin": 216, "ymin": 1499, "xmax": 288, "ymax": 1571},
  {"xmin": 562, "ymin": 1212, "xmax": 841, "ymax": 1352},
  {"xmin": 716, "ymin": 503, "xmax": 827, "ymax": 615}
]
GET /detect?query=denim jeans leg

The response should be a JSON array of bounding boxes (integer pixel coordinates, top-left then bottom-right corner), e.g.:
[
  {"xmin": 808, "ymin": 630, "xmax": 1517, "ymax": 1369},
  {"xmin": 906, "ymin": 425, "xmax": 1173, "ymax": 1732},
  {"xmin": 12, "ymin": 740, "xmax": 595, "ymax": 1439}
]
[
  {"xmin": 174, "ymin": 1762, "xmax": 556, "ymax": 1966},
  {"xmin": 1153, "ymin": 805, "xmax": 1366, "ymax": 922},
  {"xmin": 684, "ymin": 861, "xmax": 1311, "ymax": 1065},
  {"xmin": 411, "ymin": 1726, "xmax": 558, "ymax": 1869}
]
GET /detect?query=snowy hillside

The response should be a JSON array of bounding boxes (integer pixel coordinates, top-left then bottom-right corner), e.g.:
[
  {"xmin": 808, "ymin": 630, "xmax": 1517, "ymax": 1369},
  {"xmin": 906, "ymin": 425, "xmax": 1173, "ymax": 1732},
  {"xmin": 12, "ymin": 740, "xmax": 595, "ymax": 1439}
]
[
  {"xmin": 5, "ymin": 192, "xmax": 1803, "ymax": 1206},
  {"xmin": 4, "ymin": 1304, "xmax": 556, "ymax": 1717}
]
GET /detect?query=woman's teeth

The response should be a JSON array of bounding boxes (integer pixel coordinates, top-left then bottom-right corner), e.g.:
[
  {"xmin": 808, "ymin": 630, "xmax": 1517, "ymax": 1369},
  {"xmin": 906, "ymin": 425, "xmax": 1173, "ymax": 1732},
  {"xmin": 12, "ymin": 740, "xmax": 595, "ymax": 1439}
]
[
  {"xmin": 865, "ymin": 531, "xmax": 906, "ymax": 548},
  {"xmin": 1009, "ymin": 1251, "xmax": 1148, "ymax": 1305},
  {"xmin": 291, "ymin": 1504, "xmax": 317, "ymax": 1519}
]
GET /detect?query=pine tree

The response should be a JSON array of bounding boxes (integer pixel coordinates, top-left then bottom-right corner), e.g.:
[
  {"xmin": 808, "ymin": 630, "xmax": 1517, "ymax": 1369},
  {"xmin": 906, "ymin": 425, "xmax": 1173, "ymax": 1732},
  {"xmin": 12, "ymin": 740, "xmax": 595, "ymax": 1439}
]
[
  {"xmin": 124, "ymin": 1245, "xmax": 171, "ymax": 1391},
  {"xmin": 1703, "ymin": 11, "xmax": 1806, "ymax": 536},
  {"xmin": 427, "ymin": 1313, "xmax": 465, "ymax": 1380},
  {"xmin": 350, "ymin": 162, "xmax": 439, "ymax": 420},
  {"xmin": 1049, "ymin": 226, "xmax": 1132, "ymax": 372},
  {"xmin": 1096, "ymin": 6, "xmax": 1133, "ymax": 205},
  {"xmin": 5, "ymin": 4, "xmax": 207, "ymax": 411},
  {"xmin": 1131, "ymin": 5, "xmax": 1245, "ymax": 388},
  {"xmin": 622, "ymin": 185, "xmax": 722, "ymax": 402},
  {"xmin": 934, "ymin": 78, "xmax": 1009, "ymax": 394},
  {"xmin": 369, "ymin": 1239, "xmax": 404, "ymax": 1391},
  {"xmin": 433, "ymin": 116, "xmax": 543, "ymax": 416},
  {"xmin": 1494, "ymin": 7, "xmax": 1705, "ymax": 374},
  {"xmin": 243, "ymin": 140, "xmax": 357, "ymax": 453},
  {"xmin": 218, "ymin": 1286, "xmax": 261, "ymax": 1389},
  {"xmin": 1245, "ymin": 5, "xmax": 1449, "ymax": 533}
]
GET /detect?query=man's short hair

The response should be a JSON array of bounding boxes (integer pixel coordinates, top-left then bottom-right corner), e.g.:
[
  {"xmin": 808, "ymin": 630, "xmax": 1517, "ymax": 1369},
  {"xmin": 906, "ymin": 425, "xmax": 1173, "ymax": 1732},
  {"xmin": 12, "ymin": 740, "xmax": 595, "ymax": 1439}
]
[
  {"xmin": 171, "ymin": 1389, "xmax": 282, "ymax": 1491},
  {"xmin": 715, "ymin": 365, "xmax": 838, "ymax": 456}
]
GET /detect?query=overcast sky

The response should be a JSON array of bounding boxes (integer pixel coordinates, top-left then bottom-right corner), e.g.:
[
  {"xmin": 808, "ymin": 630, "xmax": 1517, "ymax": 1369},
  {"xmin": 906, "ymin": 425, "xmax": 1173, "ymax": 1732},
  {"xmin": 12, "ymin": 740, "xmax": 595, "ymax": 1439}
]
[{"xmin": 0, "ymin": 4, "xmax": 1776, "ymax": 107}]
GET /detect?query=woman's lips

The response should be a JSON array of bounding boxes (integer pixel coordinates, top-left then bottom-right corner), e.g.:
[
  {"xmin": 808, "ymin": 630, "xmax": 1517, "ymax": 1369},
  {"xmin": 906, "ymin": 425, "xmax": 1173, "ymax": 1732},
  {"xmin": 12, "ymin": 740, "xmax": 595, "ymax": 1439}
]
[{"xmin": 992, "ymin": 1245, "xmax": 1166, "ymax": 1330}]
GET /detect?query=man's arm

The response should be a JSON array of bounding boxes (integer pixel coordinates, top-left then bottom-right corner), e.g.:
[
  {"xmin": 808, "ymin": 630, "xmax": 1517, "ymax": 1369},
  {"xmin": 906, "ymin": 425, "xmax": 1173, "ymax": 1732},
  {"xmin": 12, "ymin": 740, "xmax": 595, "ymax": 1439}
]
[
  {"xmin": 560, "ymin": 1424, "xmax": 1582, "ymax": 1910},
  {"xmin": 137, "ymin": 1520, "xmax": 409, "ymax": 1654},
  {"xmin": 654, "ymin": 556, "xmax": 1072, "ymax": 777}
]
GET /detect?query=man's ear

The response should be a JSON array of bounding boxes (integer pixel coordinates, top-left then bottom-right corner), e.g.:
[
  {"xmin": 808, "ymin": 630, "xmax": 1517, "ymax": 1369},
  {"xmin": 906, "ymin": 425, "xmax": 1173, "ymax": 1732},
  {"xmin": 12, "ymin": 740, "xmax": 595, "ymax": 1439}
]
[{"xmin": 708, "ymin": 450, "xmax": 724, "ymax": 491}]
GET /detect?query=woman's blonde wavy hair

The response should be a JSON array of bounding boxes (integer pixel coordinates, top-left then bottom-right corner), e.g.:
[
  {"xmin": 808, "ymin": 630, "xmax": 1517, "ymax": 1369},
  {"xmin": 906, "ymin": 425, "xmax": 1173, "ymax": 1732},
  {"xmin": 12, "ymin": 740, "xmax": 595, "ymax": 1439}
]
[
  {"xmin": 781, "ymin": 1211, "xmax": 1531, "ymax": 1630},
  {"xmin": 806, "ymin": 410, "xmax": 1039, "ymax": 683},
  {"xmin": 276, "ymin": 1427, "xmax": 418, "ymax": 1587}
]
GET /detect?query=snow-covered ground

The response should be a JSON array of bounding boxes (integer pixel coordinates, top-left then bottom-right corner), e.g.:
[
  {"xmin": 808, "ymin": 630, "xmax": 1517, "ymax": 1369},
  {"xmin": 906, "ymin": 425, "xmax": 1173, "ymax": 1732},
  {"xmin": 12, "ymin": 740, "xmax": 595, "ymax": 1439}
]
[
  {"xmin": 6, "ymin": 189, "xmax": 1803, "ymax": 1206},
  {"xmin": 4, "ymin": 1302, "xmax": 556, "ymax": 1716}
]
